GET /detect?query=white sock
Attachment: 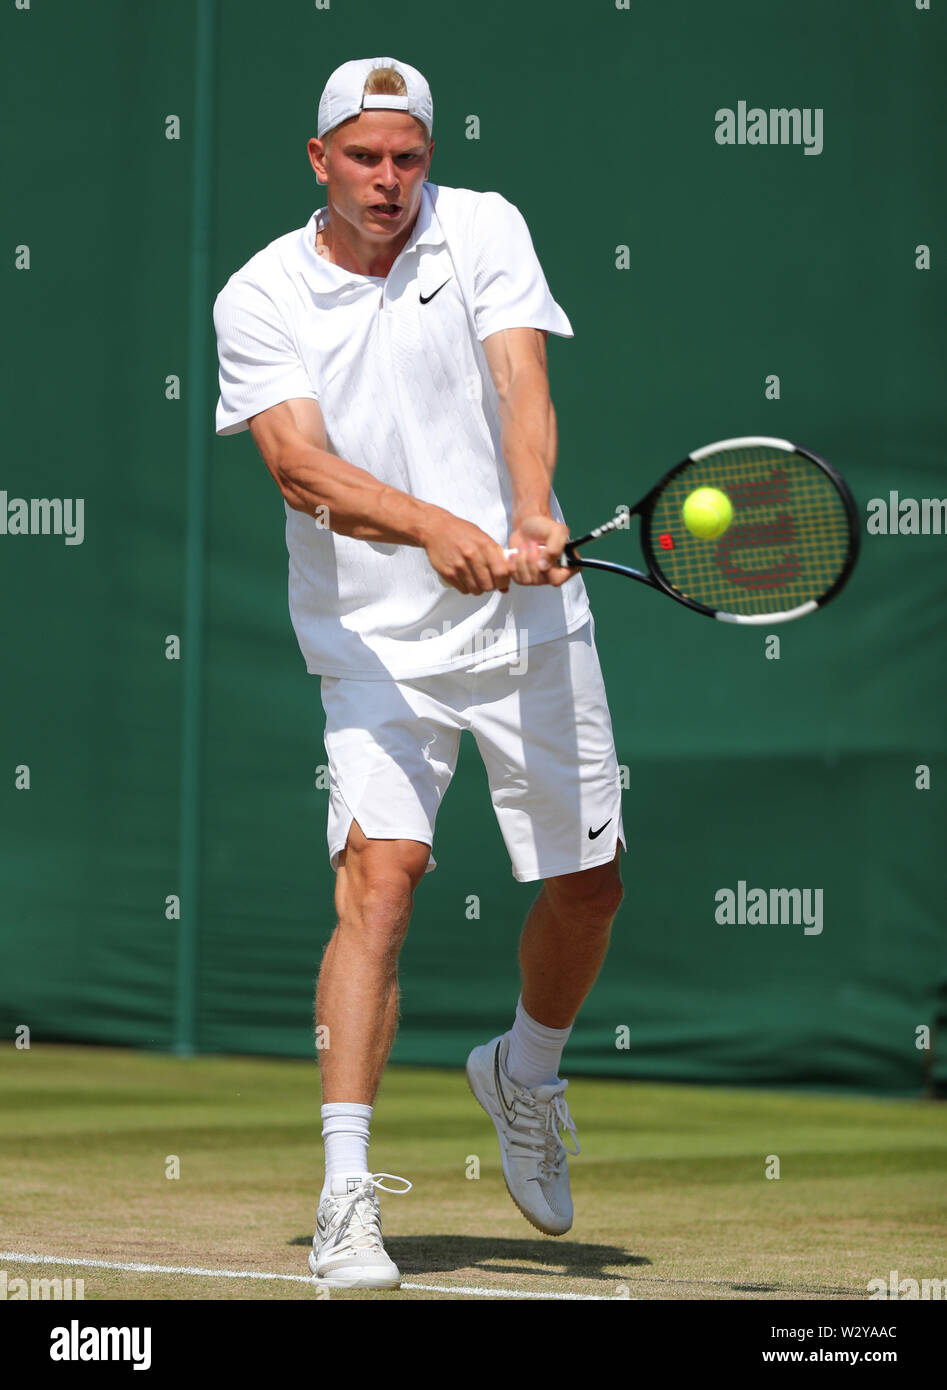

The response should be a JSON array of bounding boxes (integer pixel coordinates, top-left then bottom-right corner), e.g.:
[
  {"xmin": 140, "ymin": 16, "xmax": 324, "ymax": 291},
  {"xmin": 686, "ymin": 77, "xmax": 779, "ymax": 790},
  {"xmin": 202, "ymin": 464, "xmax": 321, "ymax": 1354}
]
[
  {"xmin": 505, "ymin": 995, "xmax": 573, "ymax": 1088},
  {"xmin": 321, "ymin": 1102, "xmax": 372, "ymax": 1201}
]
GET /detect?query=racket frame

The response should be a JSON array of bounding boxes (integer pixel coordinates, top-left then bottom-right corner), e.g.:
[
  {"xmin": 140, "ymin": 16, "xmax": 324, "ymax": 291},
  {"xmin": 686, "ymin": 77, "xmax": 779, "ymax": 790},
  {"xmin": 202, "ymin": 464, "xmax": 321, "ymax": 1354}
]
[{"xmin": 560, "ymin": 436, "xmax": 861, "ymax": 624}]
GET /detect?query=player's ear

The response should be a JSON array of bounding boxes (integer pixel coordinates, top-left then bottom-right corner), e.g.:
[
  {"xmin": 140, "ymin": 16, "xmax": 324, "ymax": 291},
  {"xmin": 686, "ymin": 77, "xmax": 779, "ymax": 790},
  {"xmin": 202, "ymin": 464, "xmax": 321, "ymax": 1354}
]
[{"xmin": 308, "ymin": 137, "xmax": 328, "ymax": 182}]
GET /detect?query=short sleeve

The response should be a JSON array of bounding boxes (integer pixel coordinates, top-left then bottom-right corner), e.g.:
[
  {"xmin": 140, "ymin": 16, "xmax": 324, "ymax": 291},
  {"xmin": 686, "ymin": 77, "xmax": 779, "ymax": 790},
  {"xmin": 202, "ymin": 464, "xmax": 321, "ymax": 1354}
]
[
  {"xmin": 471, "ymin": 192, "xmax": 574, "ymax": 343},
  {"xmin": 213, "ymin": 277, "xmax": 318, "ymax": 436}
]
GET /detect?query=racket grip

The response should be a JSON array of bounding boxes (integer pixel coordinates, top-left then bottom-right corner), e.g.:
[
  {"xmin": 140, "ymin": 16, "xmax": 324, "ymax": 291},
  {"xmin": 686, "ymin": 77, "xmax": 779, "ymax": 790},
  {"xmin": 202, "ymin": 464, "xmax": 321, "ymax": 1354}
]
[
  {"xmin": 509, "ymin": 543, "xmax": 576, "ymax": 565},
  {"xmin": 435, "ymin": 544, "xmax": 571, "ymax": 586}
]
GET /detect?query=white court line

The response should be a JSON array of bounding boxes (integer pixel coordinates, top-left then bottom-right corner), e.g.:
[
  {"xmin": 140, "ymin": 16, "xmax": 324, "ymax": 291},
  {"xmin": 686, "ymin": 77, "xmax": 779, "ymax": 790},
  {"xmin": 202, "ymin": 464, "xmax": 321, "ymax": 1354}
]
[{"xmin": 0, "ymin": 1252, "xmax": 612, "ymax": 1301}]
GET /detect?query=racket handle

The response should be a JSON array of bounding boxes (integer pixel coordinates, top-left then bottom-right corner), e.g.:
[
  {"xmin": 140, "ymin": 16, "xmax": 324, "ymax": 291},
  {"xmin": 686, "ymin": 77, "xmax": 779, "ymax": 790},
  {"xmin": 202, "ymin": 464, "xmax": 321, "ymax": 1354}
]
[
  {"xmin": 507, "ymin": 543, "xmax": 577, "ymax": 565},
  {"xmin": 436, "ymin": 544, "xmax": 575, "ymax": 586}
]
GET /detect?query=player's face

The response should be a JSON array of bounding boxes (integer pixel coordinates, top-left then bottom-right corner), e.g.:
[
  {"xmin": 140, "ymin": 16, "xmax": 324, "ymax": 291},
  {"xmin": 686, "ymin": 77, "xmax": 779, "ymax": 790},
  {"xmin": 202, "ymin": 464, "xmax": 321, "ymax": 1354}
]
[{"xmin": 310, "ymin": 111, "xmax": 433, "ymax": 243}]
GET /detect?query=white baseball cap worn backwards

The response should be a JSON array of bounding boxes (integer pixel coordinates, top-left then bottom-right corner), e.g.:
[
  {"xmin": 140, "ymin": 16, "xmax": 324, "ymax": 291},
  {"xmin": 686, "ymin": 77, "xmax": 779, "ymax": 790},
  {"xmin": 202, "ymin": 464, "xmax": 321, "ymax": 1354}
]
[{"xmin": 317, "ymin": 57, "xmax": 434, "ymax": 140}]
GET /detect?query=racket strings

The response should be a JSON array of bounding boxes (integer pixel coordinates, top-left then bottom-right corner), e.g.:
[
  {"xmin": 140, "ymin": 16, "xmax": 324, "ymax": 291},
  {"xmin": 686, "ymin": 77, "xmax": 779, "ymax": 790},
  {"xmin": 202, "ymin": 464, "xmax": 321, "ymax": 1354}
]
[{"xmin": 646, "ymin": 448, "xmax": 853, "ymax": 615}]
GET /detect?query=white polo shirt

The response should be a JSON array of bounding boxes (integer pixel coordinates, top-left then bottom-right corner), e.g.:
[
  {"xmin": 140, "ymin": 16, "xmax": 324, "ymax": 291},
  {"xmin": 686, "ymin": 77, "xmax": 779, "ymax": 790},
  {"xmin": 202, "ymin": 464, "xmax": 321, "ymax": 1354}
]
[{"xmin": 213, "ymin": 181, "xmax": 590, "ymax": 679}]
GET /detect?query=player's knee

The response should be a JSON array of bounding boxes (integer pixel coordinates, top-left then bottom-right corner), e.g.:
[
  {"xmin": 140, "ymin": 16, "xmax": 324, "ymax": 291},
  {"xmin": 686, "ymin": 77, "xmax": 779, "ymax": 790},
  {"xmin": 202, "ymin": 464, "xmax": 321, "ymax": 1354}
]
[
  {"xmin": 584, "ymin": 874, "xmax": 624, "ymax": 926},
  {"xmin": 548, "ymin": 859, "xmax": 624, "ymax": 926},
  {"xmin": 360, "ymin": 874, "xmax": 415, "ymax": 926},
  {"xmin": 336, "ymin": 845, "xmax": 427, "ymax": 962}
]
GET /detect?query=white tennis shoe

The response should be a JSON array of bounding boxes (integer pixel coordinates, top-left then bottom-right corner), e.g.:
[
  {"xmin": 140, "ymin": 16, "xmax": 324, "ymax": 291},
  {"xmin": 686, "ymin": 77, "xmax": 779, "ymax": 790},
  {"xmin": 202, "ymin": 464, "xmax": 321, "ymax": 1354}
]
[
  {"xmin": 309, "ymin": 1172, "xmax": 411, "ymax": 1290},
  {"xmin": 466, "ymin": 1034, "xmax": 580, "ymax": 1235}
]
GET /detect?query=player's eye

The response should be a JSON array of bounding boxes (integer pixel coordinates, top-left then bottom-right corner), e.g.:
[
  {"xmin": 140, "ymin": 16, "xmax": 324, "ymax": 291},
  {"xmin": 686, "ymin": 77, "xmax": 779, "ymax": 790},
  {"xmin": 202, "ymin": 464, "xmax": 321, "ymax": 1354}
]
[{"xmin": 350, "ymin": 153, "xmax": 419, "ymax": 162}]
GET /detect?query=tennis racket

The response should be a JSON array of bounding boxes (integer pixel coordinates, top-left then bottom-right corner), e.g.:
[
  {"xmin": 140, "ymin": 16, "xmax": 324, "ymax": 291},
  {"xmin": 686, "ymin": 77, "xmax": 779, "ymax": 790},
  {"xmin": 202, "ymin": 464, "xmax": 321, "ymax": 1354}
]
[{"xmin": 513, "ymin": 435, "xmax": 860, "ymax": 624}]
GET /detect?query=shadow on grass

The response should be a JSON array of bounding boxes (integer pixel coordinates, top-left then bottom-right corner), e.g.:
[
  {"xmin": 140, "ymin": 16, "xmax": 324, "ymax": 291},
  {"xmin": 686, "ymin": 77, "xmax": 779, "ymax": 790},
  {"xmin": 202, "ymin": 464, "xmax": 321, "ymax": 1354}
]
[{"xmin": 290, "ymin": 1231, "xmax": 647, "ymax": 1282}]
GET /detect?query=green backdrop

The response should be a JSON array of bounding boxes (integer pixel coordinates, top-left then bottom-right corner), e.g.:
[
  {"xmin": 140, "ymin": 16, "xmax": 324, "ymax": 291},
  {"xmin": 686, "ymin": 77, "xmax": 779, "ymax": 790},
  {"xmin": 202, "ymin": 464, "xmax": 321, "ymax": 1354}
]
[{"xmin": 2, "ymin": 0, "xmax": 944, "ymax": 1095}]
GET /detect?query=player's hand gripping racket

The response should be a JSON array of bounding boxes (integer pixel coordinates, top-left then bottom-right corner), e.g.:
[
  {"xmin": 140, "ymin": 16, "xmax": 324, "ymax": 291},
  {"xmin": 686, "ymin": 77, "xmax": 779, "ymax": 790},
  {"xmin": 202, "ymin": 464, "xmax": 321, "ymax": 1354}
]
[{"xmin": 514, "ymin": 435, "xmax": 860, "ymax": 624}]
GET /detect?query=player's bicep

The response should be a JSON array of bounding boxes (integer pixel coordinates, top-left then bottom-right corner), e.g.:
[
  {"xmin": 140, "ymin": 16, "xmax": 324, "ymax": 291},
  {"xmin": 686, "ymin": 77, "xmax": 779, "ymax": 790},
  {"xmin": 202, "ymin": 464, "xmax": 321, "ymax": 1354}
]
[{"xmin": 249, "ymin": 397, "xmax": 328, "ymax": 491}]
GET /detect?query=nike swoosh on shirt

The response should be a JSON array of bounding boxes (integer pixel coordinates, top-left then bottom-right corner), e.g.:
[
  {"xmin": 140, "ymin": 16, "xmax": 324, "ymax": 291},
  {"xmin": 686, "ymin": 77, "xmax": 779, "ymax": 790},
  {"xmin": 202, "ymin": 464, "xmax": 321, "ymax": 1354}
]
[
  {"xmin": 419, "ymin": 280, "xmax": 451, "ymax": 304},
  {"xmin": 588, "ymin": 820, "xmax": 612, "ymax": 840}
]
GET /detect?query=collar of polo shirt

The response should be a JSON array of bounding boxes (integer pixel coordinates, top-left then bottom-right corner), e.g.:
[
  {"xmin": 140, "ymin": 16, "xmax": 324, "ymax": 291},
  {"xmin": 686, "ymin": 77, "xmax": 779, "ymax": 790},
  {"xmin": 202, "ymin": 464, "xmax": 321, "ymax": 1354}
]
[{"xmin": 303, "ymin": 182, "xmax": 443, "ymax": 285}]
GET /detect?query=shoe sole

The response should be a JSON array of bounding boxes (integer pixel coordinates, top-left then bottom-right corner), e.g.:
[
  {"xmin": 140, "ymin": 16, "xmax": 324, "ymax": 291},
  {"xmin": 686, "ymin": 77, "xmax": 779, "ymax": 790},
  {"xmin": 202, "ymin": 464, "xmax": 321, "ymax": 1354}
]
[
  {"xmin": 308, "ymin": 1249, "xmax": 401, "ymax": 1290},
  {"xmin": 465, "ymin": 1046, "xmax": 572, "ymax": 1237}
]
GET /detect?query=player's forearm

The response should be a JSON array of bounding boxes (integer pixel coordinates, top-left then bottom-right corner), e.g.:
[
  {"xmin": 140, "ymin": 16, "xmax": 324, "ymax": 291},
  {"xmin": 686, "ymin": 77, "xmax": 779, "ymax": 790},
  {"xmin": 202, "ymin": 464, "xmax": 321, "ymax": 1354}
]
[
  {"xmin": 277, "ymin": 443, "xmax": 446, "ymax": 546},
  {"xmin": 499, "ymin": 373, "xmax": 558, "ymax": 526}
]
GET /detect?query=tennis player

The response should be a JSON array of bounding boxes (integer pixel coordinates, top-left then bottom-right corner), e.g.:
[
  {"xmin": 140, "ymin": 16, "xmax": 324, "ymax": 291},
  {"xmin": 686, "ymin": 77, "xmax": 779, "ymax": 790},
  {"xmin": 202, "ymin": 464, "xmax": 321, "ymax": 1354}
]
[{"xmin": 214, "ymin": 56, "xmax": 625, "ymax": 1290}]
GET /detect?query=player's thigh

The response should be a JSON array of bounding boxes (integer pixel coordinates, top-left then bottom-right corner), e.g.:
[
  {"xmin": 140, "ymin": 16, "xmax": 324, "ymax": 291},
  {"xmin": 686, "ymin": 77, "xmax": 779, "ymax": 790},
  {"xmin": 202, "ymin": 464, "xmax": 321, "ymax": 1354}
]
[{"xmin": 320, "ymin": 671, "xmax": 464, "ymax": 877}]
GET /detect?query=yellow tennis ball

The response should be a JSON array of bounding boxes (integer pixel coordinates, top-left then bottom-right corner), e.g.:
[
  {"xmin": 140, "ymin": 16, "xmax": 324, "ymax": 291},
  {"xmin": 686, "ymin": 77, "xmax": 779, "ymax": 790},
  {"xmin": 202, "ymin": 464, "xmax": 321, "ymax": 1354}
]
[{"xmin": 682, "ymin": 487, "xmax": 733, "ymax": 539}]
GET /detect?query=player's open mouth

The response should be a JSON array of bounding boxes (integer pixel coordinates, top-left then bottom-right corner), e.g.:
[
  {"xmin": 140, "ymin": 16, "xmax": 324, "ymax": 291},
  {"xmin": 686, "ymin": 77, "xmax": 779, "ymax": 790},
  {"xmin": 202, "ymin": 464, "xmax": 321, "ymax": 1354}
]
[{"xmin": 371, "ymin": 203, "xmax": 402, "ymax": 218}]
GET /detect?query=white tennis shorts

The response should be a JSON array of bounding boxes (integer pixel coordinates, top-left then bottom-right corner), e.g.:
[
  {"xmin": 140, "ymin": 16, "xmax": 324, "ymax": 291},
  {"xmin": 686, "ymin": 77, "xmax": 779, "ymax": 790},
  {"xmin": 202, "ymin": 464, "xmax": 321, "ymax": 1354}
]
[{"xmin": 319, "ymin": 620, "xmax": 626, "ymax": 883}]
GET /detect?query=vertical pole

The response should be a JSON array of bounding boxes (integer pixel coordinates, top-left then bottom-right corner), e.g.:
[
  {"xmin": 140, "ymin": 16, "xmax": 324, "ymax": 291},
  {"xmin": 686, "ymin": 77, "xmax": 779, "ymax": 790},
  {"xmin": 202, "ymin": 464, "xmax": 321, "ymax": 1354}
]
[{"xmin": 175, "ymin": 0, "xmax": 217, "ymax": 1056}]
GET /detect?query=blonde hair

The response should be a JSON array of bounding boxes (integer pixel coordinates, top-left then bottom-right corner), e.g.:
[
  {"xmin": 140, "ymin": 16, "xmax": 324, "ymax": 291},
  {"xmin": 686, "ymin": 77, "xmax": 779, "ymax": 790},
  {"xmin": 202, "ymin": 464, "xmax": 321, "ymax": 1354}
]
[
  {"xmin": 322, "ymin": 65, "xmax": 429, "ymax": 151},
  {"xmin": 364, "ymin": 64, "xmax": 408, "ymax": 99}
]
